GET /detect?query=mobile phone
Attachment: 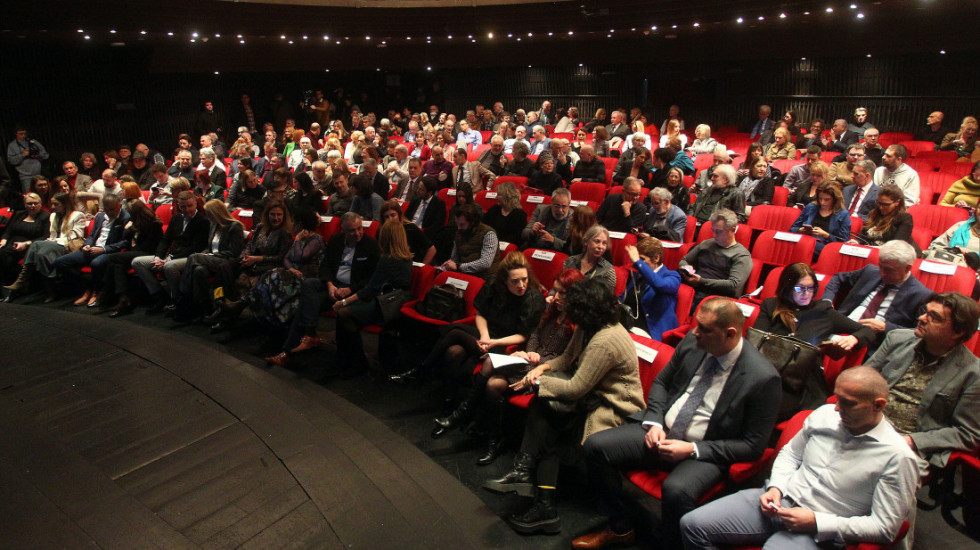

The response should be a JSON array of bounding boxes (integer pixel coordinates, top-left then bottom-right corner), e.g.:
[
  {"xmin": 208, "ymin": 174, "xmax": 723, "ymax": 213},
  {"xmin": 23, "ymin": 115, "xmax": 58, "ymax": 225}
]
[
  {"xmin": 682, "ymin": 265, "xmax": 696, "ymax": 275},
  {"xmin": 767, "ymin": 501, "xmax": 781, "ymax": 510},
  {"xmin": 802, "ymin": 224, "xmax": 813, "ymax": 231}
]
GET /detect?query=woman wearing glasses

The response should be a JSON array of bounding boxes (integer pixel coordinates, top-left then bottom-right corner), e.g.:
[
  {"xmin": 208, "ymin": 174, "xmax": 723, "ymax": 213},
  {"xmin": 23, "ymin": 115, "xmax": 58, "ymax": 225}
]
[{"xmin": 850, "ymin": 184, "xmax": 916, "ymax": 249}]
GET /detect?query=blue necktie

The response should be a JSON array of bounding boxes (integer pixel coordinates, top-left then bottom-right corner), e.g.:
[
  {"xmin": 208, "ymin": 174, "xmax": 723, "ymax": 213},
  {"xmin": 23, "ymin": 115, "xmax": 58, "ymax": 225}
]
[{"xmin": 670, "ymin": 357, "xmax": 721, "ymax": 441}]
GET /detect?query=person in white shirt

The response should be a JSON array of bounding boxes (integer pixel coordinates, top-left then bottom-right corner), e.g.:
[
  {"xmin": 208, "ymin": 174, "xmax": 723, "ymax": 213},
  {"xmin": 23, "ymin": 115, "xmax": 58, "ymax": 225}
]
[
  {"xmin": 681, "ymin": 366, "xmax": 920, "ymax": 550},
  {"xmin": 504, "ymin": 126, "xmax": 531, "ymax": 154},
  {"xmin": 873, "ymin": 144, "xmax": 920, "ymax": 207}
]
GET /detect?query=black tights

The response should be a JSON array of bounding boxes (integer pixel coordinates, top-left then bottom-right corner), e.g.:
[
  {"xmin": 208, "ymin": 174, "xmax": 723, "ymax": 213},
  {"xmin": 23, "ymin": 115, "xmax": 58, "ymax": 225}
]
[
  {"xmin": 520, "ymin": 399, "xmax": 583, "ymax": 488},
  {"xmin": 423, "ymin": 326, "xmax": 484, "ymax": 380}
]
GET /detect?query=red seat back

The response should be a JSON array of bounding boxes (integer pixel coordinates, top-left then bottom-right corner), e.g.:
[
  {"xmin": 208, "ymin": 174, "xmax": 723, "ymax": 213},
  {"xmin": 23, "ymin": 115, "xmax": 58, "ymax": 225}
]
[
  {"xmin": 474, "ymin": 190, "xmax": 498, "ymax": 212},
  {"xmin": 231, "ymin": 207, "xmax": 254, "ymax": 230},
  {"xmin": 911, "ymin": 258, "xmax": 978, "ymax": 296},
  {"xmin": 747, "ymin": 205, "xmax": 803, "ymax": 232},
  {"xmin": 751, "ymin": 230, "xmax": 816, "ymax": 268},
  {"xmin": 661, "ymin": 241, "xmax": 693, "ymax": 270},
  {"xmin": 908, "ymin": 204, "xmax": 970, "ymax": 239},
  {"xmin": 523, "ymin": 248, "xmax": 569, "ymax": 291},
  {"xmin": 630, "ymin": 333, "xmax": 675, "ymax": 399},
  {"xmin": 696, "ymin": 222, "xmax": 753, "ymax": 250},
  {"xmin": 520, "ymin": 194, "xmax": 551, "ymax": 218},
  {"xmin": 607, "ymin": 230, "xmax": 638, "ymax": 267},
  {"xmin": 410, "ymin": 263, "xmax": 437, "ymax": 301},
  {"xmin": 568, "ymin": 181, "xmax": 608, "ymax": 203},
  {"xmin": 813, "ymin": 242, "xmax": 879, "ymax": 275},
  {"xmin": 898, "ymin": 140, "xmax": 940, "ymax": 158}
]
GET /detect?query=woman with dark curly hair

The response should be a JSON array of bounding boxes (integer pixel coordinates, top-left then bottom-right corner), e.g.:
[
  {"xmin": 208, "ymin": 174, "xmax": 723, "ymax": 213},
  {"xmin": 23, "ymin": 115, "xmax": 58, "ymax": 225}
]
[{"xmin": 483, "ymin": 278, "xmax": 644, "ymax": 535}]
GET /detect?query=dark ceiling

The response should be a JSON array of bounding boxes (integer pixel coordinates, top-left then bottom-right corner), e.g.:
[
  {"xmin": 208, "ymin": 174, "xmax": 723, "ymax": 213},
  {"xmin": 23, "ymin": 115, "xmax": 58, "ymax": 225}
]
[{"xmin": 4, "ymin": 0, "xmax": 978, "ymax": 72}]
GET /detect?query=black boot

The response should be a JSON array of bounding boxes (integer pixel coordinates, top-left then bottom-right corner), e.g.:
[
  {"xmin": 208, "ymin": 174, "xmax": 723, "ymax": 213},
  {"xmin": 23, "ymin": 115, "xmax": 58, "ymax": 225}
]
[
  {"xmin": 476, "ymin": 399, "xmax": 505, "ymax": 466},
  {"xmin": 431, "ymin": 373, "xmax": 487, "ymax": 438},
  {"xmin": 482, "ymin": 451, "xmax": 536, "ymax": 497},
  {"xmin": 145, "ymin": 293, "xmax": 169, "ymax": 314},
  {"xmin": 507, "ymin": 487, "xmax": 561, "ymax": 534}
]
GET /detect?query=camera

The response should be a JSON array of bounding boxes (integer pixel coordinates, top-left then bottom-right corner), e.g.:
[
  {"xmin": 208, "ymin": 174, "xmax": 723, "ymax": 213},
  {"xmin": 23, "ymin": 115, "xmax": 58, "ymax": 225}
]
[{"xmin": 28, "ymin": 139, "xmax": 41, "ymax": 159}]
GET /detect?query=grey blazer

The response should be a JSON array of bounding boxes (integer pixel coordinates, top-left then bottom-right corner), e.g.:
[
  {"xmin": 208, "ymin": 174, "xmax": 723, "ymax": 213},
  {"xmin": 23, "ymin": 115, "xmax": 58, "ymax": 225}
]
[{"xmin": 865, "ymin": 329, "xmax": 980, "ymax": 467}]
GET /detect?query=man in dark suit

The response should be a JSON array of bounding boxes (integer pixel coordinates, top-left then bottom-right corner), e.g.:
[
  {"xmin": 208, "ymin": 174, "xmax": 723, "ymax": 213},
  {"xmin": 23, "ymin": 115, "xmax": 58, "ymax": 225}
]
[
  {"xmin": 748, "ymin": 104, "xmax": 775, "ymax": 139},
  {"xmin": 132, "ymin": 191, "xmax": 210, "ymax": 312},
  {"xmin": 794, "ymin": 119, "xmax": 826, "ymax": 151},
  {"xmin": 405, "ymin": 176, "xmax": 446, "ymax": 239},
  {"xmin": 596, "ymin": 177, "xmax": 647, "ymax": 233},
  {"xmin": 269, "ymin": 211, "xmax": 380, "ymax": 367},
  {"xmin": 865, "ymin": 292, "xmax": 980, "ymax": 470},
  {"xmin": 606, "ymin": 110, "xmax": 631, "ymax": 147},
  {"xmin": 841, "ymin": 159, "xmax": 880, "ymax": 221},
  {"xmin": 53, "ymin": 194, "xmax": 130, "ymax": 301},
  {"xmin": 823, "ymin": 119, "xmax": 860, "ymax": 153},
  {"xmin": 823, "ymin": 240, "xmax": 933, "ymax": 353},
  {"xmin": 573, "ymin": 298, "xmax": 781, "ymax": 549}
]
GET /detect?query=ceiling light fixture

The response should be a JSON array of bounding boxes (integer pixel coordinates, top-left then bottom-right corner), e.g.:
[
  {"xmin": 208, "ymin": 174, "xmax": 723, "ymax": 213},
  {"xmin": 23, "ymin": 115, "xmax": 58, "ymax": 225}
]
[
  {"xmin": 110, "ymin": 29, "xmax": 117, "ymax": 34},
  {"xmin": 693, "ymin": 22, "xmax": 700, "ymax": 27},
  {"xmin": 779, "ymin": 13, "xmax": 786, "ymax": 19},
  {"xmin": 826, "ymin": 7, "xmax": 834, "ymax": 13},
  {"xmin": 736, "ymin": 17, "xmax": 743, "ymax": 23},
  {"xmin": 857, "ymin": 13, "xmax": 865, "ymax": 18},
  {"xmin": 940, "ymin": 50, "xmax": 946, "ymax": 54}
]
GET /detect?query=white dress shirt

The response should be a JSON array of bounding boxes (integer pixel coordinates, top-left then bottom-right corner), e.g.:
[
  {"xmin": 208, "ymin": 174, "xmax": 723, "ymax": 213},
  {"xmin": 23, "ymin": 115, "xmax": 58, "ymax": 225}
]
[{"xmin": 664, "ymin": 338, "xmax": 743, "ymax": 442}]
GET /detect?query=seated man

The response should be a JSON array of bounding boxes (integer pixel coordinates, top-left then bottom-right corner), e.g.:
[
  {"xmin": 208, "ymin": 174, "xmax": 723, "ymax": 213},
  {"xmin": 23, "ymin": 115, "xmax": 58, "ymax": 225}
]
[
  {"xmin": 866, "ymin": 291, "xmax": 980, "ymax": 470},
  {"xmin": 749, "ymin": 104, "xmax": 775, "ymax": 139},
  {"xmin": 521, "ymin": 187, "xmax": 571, "ymax": 250},
  {"xmin": 863, "ymin": 128, "xmax": 885, "ymax": 166},
  {"xmin": 823, "ymin": 240, "xmax": 933, "ymax": 353},
  {"xmin": 53, "ymin": 194, "xmax": 130, "ymax": 303},
  {"xmin": 847, "ymin": 106, "xmax": 876, "ymax": 138},
  {"xmin": 783, "ymin": 146, "xmax": 823, "ymax": 194},
  {"xmin": 528, "ymin": 126, "xmax": 552, "ymax": 156},
  {"xmin": 680, "ymin": 366, "xmax": 919, "ymax": 550},
  {"xmin": 439, "ymin": 203, "xmax": 499, "ymax": 278},
  {"xmin": 503, "ymin": 125, "xmax": 530, "ymax": 154},
  {"xmin": 874, "ymin": 144, "xmax": 920, "ymax": 207},
  {"xmin": 405, "ymin": 176, "xmax": 447, "ymax": 239},
  {"xmin": 455, "ymin": 119, "xmax": 482, "ymax": 148},
  {"xmin": 596, "ymin": 177, "xmax": 647, "ymax": 234},
  {"xmin": 451, "ymin": 147, "xmax": 496, "ymax": 192},
  {"xmin": 571, "ymin": 145, "xmax": 605, "ymax": 184},
  {"xmin": 606, "ymin": 110, "xmax": 631, "ymax": 148},
  {"xmin": 794, "ymin": 118, "xmax": 826, "ymax": 151},
  {"xmin": 505, "ymin": 141, "xmax": 536, "ymax": 178},
  {"xmin": 841, "ymin": 159, "xmax": 880, "ymax": 220},
  {"xmin": 822, "ymin": 119, "xmax": 860, "ymax": 154},
  {"xmin": 198, "ymin": 148, "xmax": 227, "ymax": 188},
  {"xmin": 830, "ymin": 143, "xmax": 866, "ymax": 186},
  {"xmin": 421, "ymin": 145, "xmax": 454, "ymax": 186},
  {"xmin": 268, "ymin": 212, "xmax": 380, "ymax": 367},
  {"xmin": 679, "ymin": 209, "xmax": 752, "ymax": 309},
  {"xmin": 131, "ymin": 191, "xmax": 209, "ymax": 312},
  {"xmin": 477, "ymin": 135, "xmax": 508, "ymax": 176},
  {"xmin": 693, "ymin": 147, "xmax": 731, "ymax": 192},
  {"xmin": 914, "ymin": 111, "xmax": 951, "ymax": 148},
  {"xmin": 690, "ymin": 165, "xmax": 746, "ymax": 225},
  {"xmin": 361, "ymin": 157, "xmax": 390, "ymax": 199},
  {"xmin": 643, "ymin": 187, "xmax": 687, "ymax": 242},
  {"xmin": 168, "ymin": 150, "xmax": 195, "ymax": 182},
  {"xmin": 576, "ymin": 298, "xmax": 781, "ymax": 549}
]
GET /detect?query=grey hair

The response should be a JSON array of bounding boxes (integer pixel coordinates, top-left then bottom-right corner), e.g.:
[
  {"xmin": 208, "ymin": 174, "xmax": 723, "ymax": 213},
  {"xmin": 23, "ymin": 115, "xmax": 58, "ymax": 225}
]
[
  {"xmin": 395, "ymin": 144, "xmax": 409, "ymax": 154},
  {"xmin": 855, "ymin": 159, "xmax": 877, "ymax": 175},
  {"xmin": 583, "ymin": 224, "xmax": 610, "ymax": 244},
  {"xmin": 326, "ymin": 150, "xmax": 342, "ymax": 161},
  {"xmin": 551, "ymin": 187, "xmax": 571, "ymax": 201},
  {"xmin": 341, "ymin": 211, "xmax": 363, "ymax": 227},
  {"xmin": 709, "ymin": 208, "xmax": 738, "ymax": 230},
  {"xmin": 363, "ymin": 157, "xmax": 378, "ymax": 168},
  {"xmin": 312, "ymin": 160, "xmax": 328, "ymax": 171},
  {"xmin": 879, "ymin": 240, "xmax": 916, "ymax": 266},
  {"xmin": 200, "ymin": 148, "xmax": 216, "ymax": 160},
  {"xmin": 623, "ymin": 176, "xmax": 644, "ymax": 191},
  {"xmin": 713, "ymin": 164, "xmax": 737, "ymax": 185},
  {"xmin": 649, "ymin": 187, "xmax": 672, "ymax": 201}
]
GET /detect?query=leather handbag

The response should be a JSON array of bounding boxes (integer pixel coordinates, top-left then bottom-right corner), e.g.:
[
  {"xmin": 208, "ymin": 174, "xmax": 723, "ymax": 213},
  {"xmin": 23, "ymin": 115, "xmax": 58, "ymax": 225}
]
[
  {"xmin": 746, "ymin": 327, "xmax": 825, "ymax": 420},
  {"xmin": 376, "ymin": 284, "xmax": 410, "ymax": 324},
  {"xmin": 416, "ymin": 284, "xmax": 466, "ymax": 322}
]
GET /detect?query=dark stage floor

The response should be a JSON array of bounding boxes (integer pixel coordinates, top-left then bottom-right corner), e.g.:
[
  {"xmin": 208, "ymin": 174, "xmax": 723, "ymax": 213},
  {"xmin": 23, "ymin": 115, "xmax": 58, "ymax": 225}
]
[{"xmin": 1, "ymin": 297, "xmax": 977, "ymax": 549}]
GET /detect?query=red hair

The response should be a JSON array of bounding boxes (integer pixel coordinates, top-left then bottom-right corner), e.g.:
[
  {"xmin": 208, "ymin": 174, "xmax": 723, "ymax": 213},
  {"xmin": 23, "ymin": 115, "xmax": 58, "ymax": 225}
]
[{"xmin": 540, "ymin": 268, "xmax": 586, "ymax": 328}]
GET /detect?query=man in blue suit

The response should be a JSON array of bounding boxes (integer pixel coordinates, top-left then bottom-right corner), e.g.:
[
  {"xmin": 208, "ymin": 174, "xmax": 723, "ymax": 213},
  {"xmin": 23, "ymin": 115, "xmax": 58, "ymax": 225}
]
[
  {"xmin": 823, "ymin": 240, "xmax": 933, "ymax": 353},
  {"xmin": 54, "ymin": 194, "xmax": 130, "ymax": 303},
  {"xmin": 841, "ymin": 159, "xmax": 880, "ymax": 221}
]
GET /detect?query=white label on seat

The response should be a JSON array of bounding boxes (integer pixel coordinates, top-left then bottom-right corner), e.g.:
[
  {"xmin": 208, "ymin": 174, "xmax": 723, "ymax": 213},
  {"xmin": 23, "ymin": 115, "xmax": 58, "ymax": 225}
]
[
  {"xmin": 362, "ymin": 220, "xmax": 373, "ymax": 228},
  {"xmin": 320, "ymin": 215, "xmax": 333, "ymax": 223},
  {"xmin": 608, "ymin": 231, "xmax": 627, "ymax": 239},
  {"xmin": 531, "ymin": 250, "xmax": 556, "ymax": 261},
  {"xmin": 447, "ymin": 189, "xmax": 457, "ymax": 196},
  {"xmin": 815, "ymin": 273, "xmax": 826, "ymax": 281},
  {"xmin": 499, "ymin": 240, "xmax": 512, "ymax": 251},
  {"xmin": 919, "ymin": 260, "xmax": 957, "ymax": 275},
  {"xmin": 746, "ymin": 285, "xmax": 763, "ymax": 297},
  {"xmin": 774, "ymin": 231, "xmax": 802, "ymax": 242},
  {"xmin": 412, "ymin": 262, "xmax": 425, "ymax": 268},
  {"xmin": 839, "ymin": 244, "xmax": 871, "ymax": 258},
  {"xmin": 485, "ymin": 192, "xmax": 498, "ymax": 199},
  {"xmin": 634, "ymin": 342, "xmax": 658, "ymax": 364},
  {"xmin": 662, "ymin": 241, "xmax": 682, "ymax": 249},
  {"xmin": 321, "ymin": 195, "xmax": 329, "ymax": 201},
  {"xmin": 734, "ymin": 302, "xmax": 757, "ymax": 318},
  {"xmin": 446, "ymin": 277, "xmax": 469, "ymax": 290},
  {"xmin": 237, "ymin": 209, "xmax": 253, "ymax": 218},
  {"xmin": 570, "ymin": 200, "xmax": 587, "ymax": 207},
  {"xmin": 526, "ymin": 195, "xmax": 545, "ymax": 203}
]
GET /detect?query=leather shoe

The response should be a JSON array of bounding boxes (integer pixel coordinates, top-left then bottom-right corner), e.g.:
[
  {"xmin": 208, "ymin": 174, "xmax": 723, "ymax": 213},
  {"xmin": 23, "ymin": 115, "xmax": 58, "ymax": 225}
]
[
  {"xmin": 265, "ymin": 352, "xmax": 291, "ymax": 368},
  {"xmin": 571, "ymin": 526, "xmax": 635, "ymax": 549},
  {"xmin": 430, "ymin": 424, "xmax": 449, "ymax": 439},
  {"xmin": 476, "ymin": 436, "xmax": 504, "ymax": 466},
  {"xmin": 289, "ymin": 335, "xmax": 322, "ymax": 354},
  {"xmin": 73, "ymin": 290, "xmax": 92, "ymax": 306}
]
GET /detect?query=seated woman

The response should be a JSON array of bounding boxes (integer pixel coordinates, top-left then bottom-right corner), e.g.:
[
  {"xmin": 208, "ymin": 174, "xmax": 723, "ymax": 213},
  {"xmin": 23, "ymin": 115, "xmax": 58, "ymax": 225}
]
[
  {"xmin": 505, "ymin": 142, "xmax": 536, "ymax": 178},
  {"xmin": 4, "ymin": 192, "xmax": 86, "ymax": 302},
  {"xmin": 562, "ymin": 205, "xmax": 598, "ymax": 256},
  {"xmin": 562, "ymin": 224, "xmax": 616, "ymax": 295},
  {"xmin": 612, "ymin": 147, "xmax": 651, "ymax": 185},
  {"xmin": 735, "ymin": 156, "xmax": 777, "ymax": 214},
  {"xmin": 788, "ymin": 161, "xmax": 830, "ymax": 209},
  {"xmin": 591, "ymin": 126, "xmax": 611, "ymax": 158},
  {"xmin": 103, "ymin": 201, "xmax": 164, "ymax": 317},
  {"xmin": 940, "ymin": 117, "xmax": 978, "ymax": 158},
  {"xmin": 345, "ymin": 131, "xmax": 365, "ymax": 164},
  {"xmin": 483, "ymin": 278, "xmax": 644, "ymax": 535},
  {"xmin": 763, "ymin": 128, "xmax": 797, "ymax": 161},
  {"xmin": 623, "ymin": 124, "xmax": 652, "ymax": 152},
  {"xmin": 192, "ymin": 169, "xmax": 223, "ymax": 202},
  {"xmin": 175, "ymin": 199, "xmax": 245, "ymax": 321},
  {"xmin": 553, "ymin": 107, "xmax": 580, "ymax": 134},
  {"xmin": 230, "ymin": 199, "xmax": 293, "ymax": 299},
  {"xmin": 687, "ymin": 124, "xmax": 718, "ymax": 159},
  {"xmin": 439, "ymin": 203, "xmax": 499, "ymax": 278},
  {"xmin": 379, "ymin": 200, "xmax": 436, "ymax": 264},
  {"xmin": 348, "ymin": 174, "xmax": 384, "ymax": 222},
  {"xmin": 482, "ymin": 181, "xmax": 527, "ymax": 245},
  {"xmin": 288, "ymin": 169, "xmax": 325, "ymax": 216},
  {"xmin": 755, "ymin": 262, "xmax": 874, "ymax": 414},
  {"xmin": 926, "ymin": 201, "xmax": 980, "ymax": 269},
  {"xmin": 570, "ymin": 128, "xmax": 589, "ymax": 155},
  {"xmin": 939, "ymin": 161, "xmax": 980, "ymax": 208},
  {"xmin": 620, "ymin": 238, "xmax": 680, "ymax": 341},
  {"xmin": 660, "ymin": 166, "xmax": 691, "ymax": 212},
  {"xmin": 659, "ymin": 119, "xmax": 687, "ymax": 150},
  {"xmin": 737, "ymin": 142, "xmax": 765, "ymax": 177},
  {"xmin": 529, "ymin": 153, "xmax": 566, "ymax": 196},
  {"xmin": 850, "ymin": 184, "xmax": 915, "ymax": 249},
  {"xmin": 30, "ymin": 175, "xmax": 55, "ymax": 212},
  {"xmin": 409, "ymin": 251, "xmax": 545, "ymax": 397},
  {"xmin": 119, "ymin": 180, "xmax": 145, "ymax": 212},
  {"xmin": 790, "ymin": 182, "xmax": 852, "ymax": 258},
  {"xmin": 691, "ymin": 164, "xmax": 747, "ymax": 225},
  {"xmin": 332, "ymin": 219, "xmax": 414, "ymax": 373},
  {"xmin": 434, "ymin": 269, "xmax": 584, "ymax": 466},
  {"xmin": 666, "ymin": 137, "xmax": 695, "ymax": 176},
  {"xmin": 226, "ymin": 169, "xmax": 266, "ymax": 211},
  {"xmin": 0, "ymin": 193, "xmax": 49, "ymax": 286}
]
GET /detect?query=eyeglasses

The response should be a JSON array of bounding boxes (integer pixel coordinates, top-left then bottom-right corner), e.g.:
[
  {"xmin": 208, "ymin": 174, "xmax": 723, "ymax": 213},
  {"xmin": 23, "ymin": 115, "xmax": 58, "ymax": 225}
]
[
  {"xmin": 877, "ymin": 201, "xmax": 896, "ymax": 208},
  {"xmin": 793, "ymin": 285, "xmax": 816, "ymax": 294},
  {"xmin": 917, "ymin": 305, "xmax": 947, "ymax": 324},
  {"xmin": 25, "ymin": 202, "xmax": 41, "ymax": 206},
  {"xmin": 847, "ymin": 152, "xmax": 866, "ymax": 157}
]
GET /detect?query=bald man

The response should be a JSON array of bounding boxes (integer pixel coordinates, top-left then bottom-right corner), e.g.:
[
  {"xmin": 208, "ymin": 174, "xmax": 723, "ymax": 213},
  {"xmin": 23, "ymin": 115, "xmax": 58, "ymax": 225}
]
[{"xmin": 681, "ymin": 366, "xmax": 919, "ymax": 550}]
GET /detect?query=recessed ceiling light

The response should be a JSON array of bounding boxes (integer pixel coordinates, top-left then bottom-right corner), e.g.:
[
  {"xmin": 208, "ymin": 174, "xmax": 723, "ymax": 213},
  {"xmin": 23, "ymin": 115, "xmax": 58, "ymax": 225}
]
[
  {"xmin": 214, "ymin": 71, "xmax": 219, "ymax": 75},
  {"xmin": 488, "ymin": 32, "xmax": 493, "ymax": 38},
  {"xmin": 856, "ymin": 13, "xmax": 865, "ymax": 18},
  {"xmin": 507, "ymin": 33, "xmax": 512, "ymax": 38},
  {"xmin": 579, "ymin": 63, "xmax": 583, "ymax": 66},
  {"xmin": 693, "ymin": 22, "xmax": 700, "ymax": 27},
  {"xmin": 190, "ymin": 39, "xmax": 196, "ymax": 43},
  {"xmin": 736, "ymin": 17, "xmax": 743, "ymax": 23},
  {"xmin": 427, "ymin": 66, "xmax": 432, "ymax": 70},
  {"xmin": 672, "ymin": 24, "xmax": 678, "ymax": 29},
  {"xmin": 365, "ymin": 35, "xmax": 370, "ymax": 40},
  {"xmin": 192, "ymin": 32, "xmax": 198, "ymax": 37},
  {"xmin": 779, "ymin": 13, "xmax": 787, "ymax": 19},
  {"xmin": 302, "ymin": 35, "xmax": 307, "ymax": 40},
  {"xmin": 568, "ymin": 30, "xmax": 573, "ymax": 35},
  {"xmin": 240, "ymin": 40, "xmax": 245, "ymax": 44},
  {"xmin": 83, "ymin": 35, "xmax": 90, "ymax": 40},
  {"xmin": 167, "ymin": 31, "xmax": 174, "ymax": 36},
  {"xmin": 407, "ymin": 36, "xmax": 411, "ymax": 40},
  {"xmin": 527, "ymin": 32, "xmax": 533, "ymax": 37},
  {"xmin": 140, "ymin": 30, "xmax": 147, "ymax": 35},
  {"xmin": 280, "ymin": 35, "xmax": 286, "ymax": 39},
  {"xmin": 850, "ymin": 3, "xmax": 858, "ymax": 8},
  {"xmin": 651, "ymin": 25, "xmax": 658, "ymax": 30},
  {"xmin": 528, "ymin": 65, "xmax": 532, "ymax": 68},
  {"xmin": 548, "ymin": 32, "xmax": 553, "ymax": 36},
  {"xmin": 516, "ymin": 37, "xmax": 521, "ymax": 41},
  {"xmin": 238, "ymin": 34, "xmax": 243, "ymax": 38},
  {"xmin": 940, "ymin": 50, "xmax": 946, "ymax": 54},
  {"xmin": 77, "ymin": 29, "xmax": 83, "ymax": 33},
  {"xmin": 801, "ymin": 57, "xmax": 806, "ymax": 60},
  {"xmin": 288, "ymin": 40, "xmax": 293, "ymax": 44},
  {"xmin": 448, "ymin": 34, "xmax": 452, "ymax": 39},
  {"xmin": 826, "ymin": 7, "xmax": 834, "ymax": 13},
  {"xmin": 758, "ymin": 16, "xmax": 765, "ymax": 21},
  {"xmin": 110, "ymin": 29, "xmax": 117, "ymax": 34},
  {"xmin": 866, "ymin": 53, "xmax": 872, "ymax": 57}
]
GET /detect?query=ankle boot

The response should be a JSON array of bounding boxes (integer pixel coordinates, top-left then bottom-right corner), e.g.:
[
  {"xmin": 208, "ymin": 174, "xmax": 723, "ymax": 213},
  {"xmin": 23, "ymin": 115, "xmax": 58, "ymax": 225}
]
[
  {"xmin": 476, "ymin": 400, "xmax": 505, "ymax": 466},
  {"xmin": 482, "ymin": 451, "xmax": 536, "ymax": 497},
  {"xmin": 4, "ymin": 264, "xmax": 34, "ymax": 293},
  {"xmin": 431, "ymin": 374, "xmax": 487, "ymax": 438},
  {"xmin": 507, "ymin": 487, "xmax": 561, "ymax": 535}
]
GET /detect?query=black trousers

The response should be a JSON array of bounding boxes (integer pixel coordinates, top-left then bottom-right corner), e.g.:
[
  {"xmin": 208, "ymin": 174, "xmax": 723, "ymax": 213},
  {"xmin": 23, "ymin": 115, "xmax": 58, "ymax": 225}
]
[{"xmin": 582, "ymin": 422, "xmax": 724, "ymax": 546}]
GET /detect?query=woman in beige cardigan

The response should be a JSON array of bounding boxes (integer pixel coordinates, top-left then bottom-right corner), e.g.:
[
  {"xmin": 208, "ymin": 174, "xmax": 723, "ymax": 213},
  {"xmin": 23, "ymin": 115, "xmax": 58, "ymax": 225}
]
[{"xmin": 482, "ymin": 278, "xmax": 644, "ymax": 536}]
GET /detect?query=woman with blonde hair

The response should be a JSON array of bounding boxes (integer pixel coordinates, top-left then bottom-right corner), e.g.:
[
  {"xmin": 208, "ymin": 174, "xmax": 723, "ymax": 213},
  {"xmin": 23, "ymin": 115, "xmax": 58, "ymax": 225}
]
[
  {"xmin": 482, "ymin": 181, "xmax": 527, "ymax": 245},
  {"xmin": 687, "ymin": 124, "xmax": 718, "ymax": 158},
  {"xmin": 764, "ymin": 127, "xmax": 797, "ymax": 160},
  {"xmin": 659, "ymin": 119, "xmax": 687, "ymax": 149},
  {"xmin": 940, "ymin": 116, "xmax": 978, "ymax": 158},
  {"xmin": 345, "ymin": 130, "xmax": 365, "ymax": 163}
]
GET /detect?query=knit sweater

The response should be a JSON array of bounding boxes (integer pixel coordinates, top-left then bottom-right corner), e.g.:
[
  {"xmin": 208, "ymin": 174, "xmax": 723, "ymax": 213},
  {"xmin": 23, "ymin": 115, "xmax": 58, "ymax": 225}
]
[
  {"xmin": 939, "ymin": 176, "xmax": 980, "ymax": 207},
  {"xmin": 538, "ymin": 324, "xmax": 644, "ymax": 443}
]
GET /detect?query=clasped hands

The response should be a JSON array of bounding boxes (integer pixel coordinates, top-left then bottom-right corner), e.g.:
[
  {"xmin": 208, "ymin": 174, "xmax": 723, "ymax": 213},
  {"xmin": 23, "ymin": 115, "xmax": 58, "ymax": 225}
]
[
  {"xmin": 643, "ymin": 425, "xmax": 695, "ymax": 462},
  {"xmin": 758, "ymin": 487, "xmax": 817, "ymax": 533}
]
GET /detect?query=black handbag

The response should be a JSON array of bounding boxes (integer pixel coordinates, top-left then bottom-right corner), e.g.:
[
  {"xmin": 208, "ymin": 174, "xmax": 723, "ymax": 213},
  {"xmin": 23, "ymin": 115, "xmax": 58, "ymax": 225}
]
[
  {"xmin": 376, "ymin": 284, "xmax": 410, "ymax": 324},
  {"xmin": 746, "ymin": 327, "xmax": 825, "ymax": 421},
  {"xmin": 416, "ymin": 284, "xmax": 467, "ymax": 322}
]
